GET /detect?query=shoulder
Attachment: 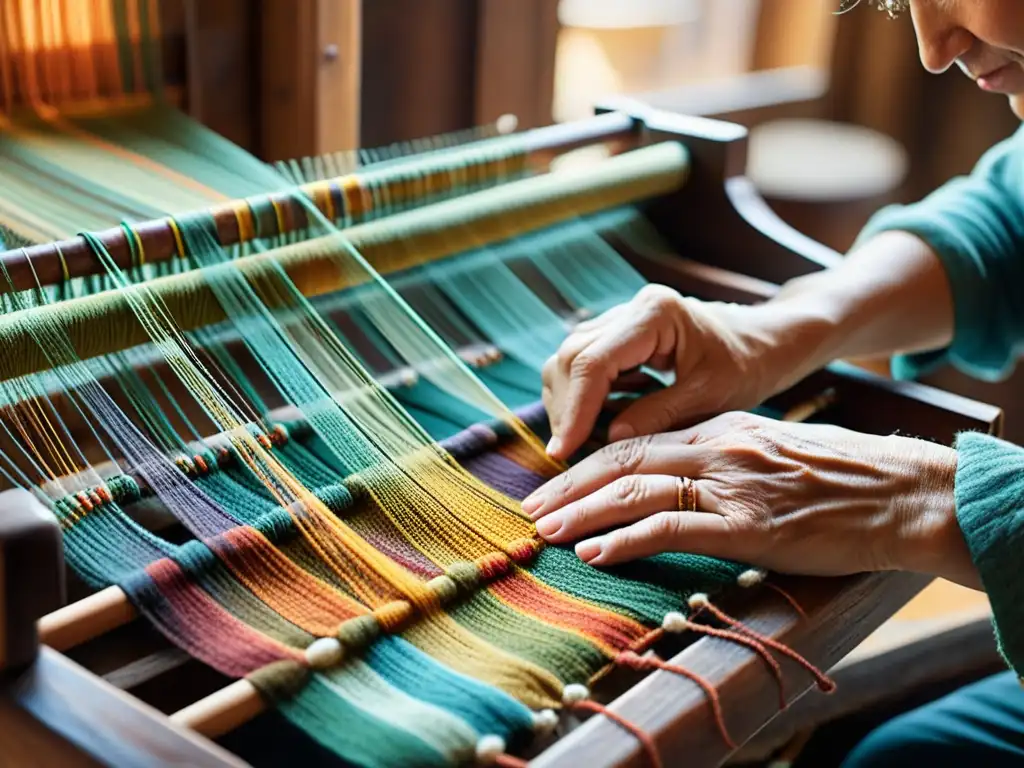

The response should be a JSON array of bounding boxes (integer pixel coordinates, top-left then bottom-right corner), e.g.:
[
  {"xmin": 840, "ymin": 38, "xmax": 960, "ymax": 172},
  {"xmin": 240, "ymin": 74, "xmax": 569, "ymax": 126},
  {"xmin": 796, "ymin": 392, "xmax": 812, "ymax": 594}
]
[{"xmin": 973, "ymin": 124, "xmax": 1024, "ymax": 181}]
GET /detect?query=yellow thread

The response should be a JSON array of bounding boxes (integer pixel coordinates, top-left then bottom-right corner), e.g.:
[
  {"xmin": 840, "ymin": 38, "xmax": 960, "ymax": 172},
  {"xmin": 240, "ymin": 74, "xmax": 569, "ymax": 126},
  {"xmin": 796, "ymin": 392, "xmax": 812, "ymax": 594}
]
[
  {"xmin": 269, "ymin": 198, "xmax": 286, "ymax": 237},
  {"xmin": 341, "ymin": 176, "xmax": 365, "ymax": 218},
  {"xmin": 54, "ymin": 243, "xmax": 70, "ymax": 283},
  {"xmin": 131, "ymin": 226, "xmax": 146, "ymax": 267},
  {"xmin": 313, "ymin": 183, "xmax": 335, "ymax": 223},
  {"xmin": 233, "ymin": 200, "xmax": 254, "ymax": 242},
  {"xmin": 166, "ymin": 217, "xmax": 186, "ymax": 259}
]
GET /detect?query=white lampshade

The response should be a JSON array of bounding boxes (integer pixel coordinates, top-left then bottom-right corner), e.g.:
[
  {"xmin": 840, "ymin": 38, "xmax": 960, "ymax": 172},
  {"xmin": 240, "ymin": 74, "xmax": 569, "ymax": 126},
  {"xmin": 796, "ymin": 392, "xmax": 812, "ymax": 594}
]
[{"xmin": 558, "ymin": 0, "xmax": 700, "ymax": 29}]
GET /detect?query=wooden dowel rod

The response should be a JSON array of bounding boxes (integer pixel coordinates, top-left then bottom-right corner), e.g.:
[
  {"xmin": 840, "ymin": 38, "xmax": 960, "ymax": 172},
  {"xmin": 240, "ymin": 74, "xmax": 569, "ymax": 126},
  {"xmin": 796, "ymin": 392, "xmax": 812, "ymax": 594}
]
[
  {"xmin": 37, "ymin": 586, "xmax": 135, "ymax": 652},
  {"xmin": 170, "ymin": 679, "xmax": 266, "ymax": 739},
  {"xmin": 0, "ymin": 113, "xmax": 637, "ymax": 292},
  {"xmin": 0, "ymin": 142, "xmax": 687, "ymax": 383},
  {"xmin": 782, "ymin": 387, "xmax": 836, "ymax": 422}
]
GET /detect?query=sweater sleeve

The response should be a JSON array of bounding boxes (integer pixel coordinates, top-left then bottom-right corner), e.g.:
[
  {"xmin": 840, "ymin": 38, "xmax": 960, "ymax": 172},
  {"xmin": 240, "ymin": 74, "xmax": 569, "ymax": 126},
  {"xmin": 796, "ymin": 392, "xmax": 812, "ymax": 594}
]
[
  {"xmin": 954, "ymin": 430, "xmax": 1024, "ymax": 679},
  {"xmin": 856, "ymin": 129, "xmax": 1024, "ymax": 679},
  {"xmin": 854, "ymin": 125, "xmax": 1024, "ymax": 383}
]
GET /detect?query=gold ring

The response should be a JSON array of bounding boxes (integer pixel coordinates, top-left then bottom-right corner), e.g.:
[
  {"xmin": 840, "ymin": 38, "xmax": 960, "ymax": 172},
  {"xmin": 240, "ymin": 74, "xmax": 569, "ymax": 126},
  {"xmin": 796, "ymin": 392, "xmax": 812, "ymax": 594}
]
[{"xmin": 677, "ymin": 477, "xmax": 697, "ymax": 512}]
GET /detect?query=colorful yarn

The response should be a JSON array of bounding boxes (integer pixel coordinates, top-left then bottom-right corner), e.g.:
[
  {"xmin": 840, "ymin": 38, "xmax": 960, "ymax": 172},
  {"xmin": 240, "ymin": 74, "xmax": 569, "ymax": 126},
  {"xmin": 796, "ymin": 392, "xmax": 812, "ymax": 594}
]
[{"xmin": 0, "ymin": 8, "xmax": 834, "ymax": 765}]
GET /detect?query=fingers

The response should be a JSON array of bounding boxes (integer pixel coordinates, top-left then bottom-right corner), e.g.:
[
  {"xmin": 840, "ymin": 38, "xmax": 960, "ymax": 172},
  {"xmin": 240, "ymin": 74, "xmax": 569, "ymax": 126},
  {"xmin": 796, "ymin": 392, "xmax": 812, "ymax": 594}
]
[
  {"xmin": 534, "ymin": 474, "xmax": 685, "ymax": 545},
  {"xmin": 607, "ymin": 377, "xmax": 714, "ymax": 443},
  {"xmin": 542, "ymin": 291, "xmax": 684, "ymax": 460},
  {"xmin": 542, "ymin": 309, "xmax": 620, "ymax": 441},
  {"xmin": 575, "ymin": 510, "xmax": 733, "ymax": 567},
  {"xmin": 526, "ymin": 468, "xmax": 739, "ymax": 568},
  {"xmin": 522, "ymin": 434, "xmax": 704, "ymax": 519},
  {"xmin": 545, "ymin": 332, "xmax": 656, "ymax": 459}
]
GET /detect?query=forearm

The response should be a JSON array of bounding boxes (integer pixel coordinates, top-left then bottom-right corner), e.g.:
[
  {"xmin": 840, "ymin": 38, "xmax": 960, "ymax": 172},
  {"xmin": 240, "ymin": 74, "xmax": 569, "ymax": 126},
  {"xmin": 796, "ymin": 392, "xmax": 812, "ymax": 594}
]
[{"xmin": 755, "ymin": 230, "xmax": 955, "ymax": 382}]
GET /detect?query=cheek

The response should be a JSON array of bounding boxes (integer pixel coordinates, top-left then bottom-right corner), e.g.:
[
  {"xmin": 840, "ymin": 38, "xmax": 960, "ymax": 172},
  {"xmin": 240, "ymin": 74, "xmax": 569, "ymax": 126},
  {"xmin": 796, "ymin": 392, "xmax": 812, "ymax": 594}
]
[{"xmin": 964, "ymin": 1, "xmax": 1024, "ymax": 54}]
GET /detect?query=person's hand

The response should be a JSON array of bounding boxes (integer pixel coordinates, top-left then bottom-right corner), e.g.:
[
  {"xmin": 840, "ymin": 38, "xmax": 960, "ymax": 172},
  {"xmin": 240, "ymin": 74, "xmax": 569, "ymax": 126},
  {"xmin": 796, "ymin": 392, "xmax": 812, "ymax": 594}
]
[
  {"xmin": 523, "ymin": 411, "xmax": 980, "ymax": 589},
  {"xmin": 540, "ymin": 284, "xmax": 821, "ymax": 461}
]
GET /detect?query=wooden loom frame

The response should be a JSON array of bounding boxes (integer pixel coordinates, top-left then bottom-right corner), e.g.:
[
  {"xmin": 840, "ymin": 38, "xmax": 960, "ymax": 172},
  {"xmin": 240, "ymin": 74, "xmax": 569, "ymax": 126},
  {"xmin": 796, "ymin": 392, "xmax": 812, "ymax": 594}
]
[
  {"xmin": 171, "ymin": 0, "xmax": 558, "ymax": 161},
  {"xmin": 0, "ymin": 106, "xmax": 1003, "ymax": 767},
  {"xmin": 161, "ymin": 0, "xmax": 362, "ymax": 161}
]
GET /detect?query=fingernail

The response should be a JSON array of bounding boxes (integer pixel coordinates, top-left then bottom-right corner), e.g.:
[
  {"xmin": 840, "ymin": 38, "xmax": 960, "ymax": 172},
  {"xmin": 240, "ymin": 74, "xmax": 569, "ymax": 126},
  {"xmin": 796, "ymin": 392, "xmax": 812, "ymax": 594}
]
[
  {"xmin": 521, "ymin": 495, "xmax": 542, "ymax": 516},
  {"xmin": 608, "ymin": 423, "xmax": 634, "ymax": 442},
  {"xmin": 575, "ymin": 537, "xmax": 605, "ymax": 563},
  {"xmin": 546, "ymin": 437, "xmax": 562, "ymax": 457},
  {"xmin": 535, "ymin": 515, "xmax": 562, "ymax": 538}
]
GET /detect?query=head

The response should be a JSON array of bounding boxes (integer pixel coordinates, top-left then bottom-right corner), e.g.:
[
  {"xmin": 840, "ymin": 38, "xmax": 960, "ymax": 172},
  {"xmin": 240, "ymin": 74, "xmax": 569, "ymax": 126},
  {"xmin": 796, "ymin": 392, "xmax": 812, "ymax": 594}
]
[{"xmin": 897, "ymin": 1, "xmax": 1024, "ymax": 118}]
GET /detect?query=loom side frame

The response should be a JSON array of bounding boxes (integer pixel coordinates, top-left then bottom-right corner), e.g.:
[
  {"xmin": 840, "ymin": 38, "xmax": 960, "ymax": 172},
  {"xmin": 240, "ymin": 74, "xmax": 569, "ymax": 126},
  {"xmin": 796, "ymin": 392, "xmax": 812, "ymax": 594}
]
[
  {"xmin": 4, "ymin": 643, "xmax": 247, "ymax": 766},
  {"xmin": 0, "ymin": 489, "xmax": 63, "ymax": 673}
]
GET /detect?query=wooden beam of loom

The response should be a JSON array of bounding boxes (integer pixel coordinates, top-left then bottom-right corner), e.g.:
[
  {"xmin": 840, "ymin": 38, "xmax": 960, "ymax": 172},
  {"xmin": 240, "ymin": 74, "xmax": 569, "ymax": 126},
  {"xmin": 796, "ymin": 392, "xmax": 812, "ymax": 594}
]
[
  {"xmin": 0, "ymin": 488, "xmax": 64, "ymax": 672},
  {"xmin": 0, "ymin": 111, "xmax": 635, "ymax": 290},
  {"xmin": 0, "ymin": 140, "xmax": 686, "ymax": 382}
]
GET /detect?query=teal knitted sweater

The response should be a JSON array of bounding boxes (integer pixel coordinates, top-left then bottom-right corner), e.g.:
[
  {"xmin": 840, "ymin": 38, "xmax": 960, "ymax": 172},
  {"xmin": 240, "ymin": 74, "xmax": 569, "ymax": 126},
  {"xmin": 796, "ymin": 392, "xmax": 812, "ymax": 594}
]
[{"xmin": 857, "ymin": 124, "xmax": 1024, "ymax": 679}]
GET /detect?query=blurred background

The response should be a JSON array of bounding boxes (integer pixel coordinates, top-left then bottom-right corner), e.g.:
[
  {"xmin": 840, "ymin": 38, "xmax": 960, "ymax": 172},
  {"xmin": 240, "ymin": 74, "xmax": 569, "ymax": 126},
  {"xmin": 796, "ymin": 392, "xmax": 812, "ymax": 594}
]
[
  {"xmin": 194, "ymin": 0, "xmax": 1020, "ymax": 256},
  {"xmin": 357, "ymin": 0, "xmax": 1020, "ymax": 252}
]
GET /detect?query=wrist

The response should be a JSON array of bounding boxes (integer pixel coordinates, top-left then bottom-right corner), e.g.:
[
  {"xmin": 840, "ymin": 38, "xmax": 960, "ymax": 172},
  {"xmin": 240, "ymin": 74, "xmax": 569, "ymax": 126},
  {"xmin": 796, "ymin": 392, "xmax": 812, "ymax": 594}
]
[
  {"xmin": 886, "ymin": 440, "xmax": 980, "ymax": 588},
  {"xmin": 734, "ymin": 295, "xmax": 847, "ymax": 396}
]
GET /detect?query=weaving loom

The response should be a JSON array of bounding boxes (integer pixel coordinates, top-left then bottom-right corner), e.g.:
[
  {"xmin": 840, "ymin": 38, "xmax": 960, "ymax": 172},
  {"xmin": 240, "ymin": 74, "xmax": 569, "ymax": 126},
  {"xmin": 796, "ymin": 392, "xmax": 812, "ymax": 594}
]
[{"xmin": 0, "ymin": 3, "xmax": 1005, "ymax": 767}]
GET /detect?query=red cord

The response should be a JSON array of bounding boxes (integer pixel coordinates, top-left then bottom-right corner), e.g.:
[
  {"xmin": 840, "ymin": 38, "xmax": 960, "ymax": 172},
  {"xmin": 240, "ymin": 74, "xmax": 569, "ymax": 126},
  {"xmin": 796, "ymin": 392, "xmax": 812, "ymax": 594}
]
[
  {"xmin": 572, "ymin": 699, "xmax": 663, "ymax": 768},
  {"xmin": 495, "ymin": 754, "xmax": 530, "ymax": 767},
  {"xmin": 699, "ymin": 601, "xmax": 836, "ymax": 694},
  {"xmin": 682, "ymin": 620, "xmax": 788, "ymax": 709},
  {"xmin": 765, "ymin": 582, "xmax": 808, "ymax": 620},
  {"xmin": 617, "ymin": 650, "xmax": 737, "ymax": 750},
  {"xmin": 629, "ymin": 627, "xmax": 665, "ymax": 654}
]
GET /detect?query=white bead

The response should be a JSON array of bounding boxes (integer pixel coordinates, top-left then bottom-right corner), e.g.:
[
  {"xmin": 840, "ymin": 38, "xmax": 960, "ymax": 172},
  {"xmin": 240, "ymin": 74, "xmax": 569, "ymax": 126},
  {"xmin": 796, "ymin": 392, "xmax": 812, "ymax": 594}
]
[
  {"xmin": 662, "ymin": 611, "xmax": 688, "ymax": 633},
  {"xmin": 304, "ymin": 637, "xmax": 344, "ymax": 669},
  {"xmin": 737, "ymin": 569, "xmax": 765, "ymax": 588},
  {"xmin": 688, "ymin": 592, "xmax": 709, "ymax": 609},
  {"xmin": 531, "ymin": 708, "xmax": 559, "ymax": 735},
  {"xmin": 475, "ymin": 734, "xmax": 506, "ymax": 763},
  {"xmin": 562, "ymin": 683, "xmax": 590, "ymax": 705}
]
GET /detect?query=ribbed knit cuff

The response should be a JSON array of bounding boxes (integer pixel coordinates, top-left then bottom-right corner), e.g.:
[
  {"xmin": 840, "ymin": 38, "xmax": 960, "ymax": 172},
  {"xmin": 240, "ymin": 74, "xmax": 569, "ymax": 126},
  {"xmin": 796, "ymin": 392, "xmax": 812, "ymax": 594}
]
[{"xmin": 954, "ymin": 430, "xmax": 1024, "ymax": 679}]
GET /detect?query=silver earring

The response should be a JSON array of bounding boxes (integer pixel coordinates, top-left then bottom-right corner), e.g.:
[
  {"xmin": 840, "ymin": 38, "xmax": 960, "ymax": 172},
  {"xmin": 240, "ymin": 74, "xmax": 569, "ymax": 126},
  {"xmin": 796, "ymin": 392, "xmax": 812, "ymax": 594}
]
[{"xmin": 836, "ymin": 0, "xmax": 910, "ymax": 19}]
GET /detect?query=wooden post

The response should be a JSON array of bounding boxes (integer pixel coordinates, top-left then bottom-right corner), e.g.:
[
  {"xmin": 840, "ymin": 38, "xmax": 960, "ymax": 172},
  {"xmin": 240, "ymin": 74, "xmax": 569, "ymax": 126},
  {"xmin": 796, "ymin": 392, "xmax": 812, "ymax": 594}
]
[
  {"xmin": 260, "ymin": 0, "xmax": 361, "ymax": 161},
  {"xmin": 474, "ymin": 0, "xmax": 559, "ymax": 131},
  {"xmin": 0, "ymin": 489, "xmax": 64, "ymax": 673}
]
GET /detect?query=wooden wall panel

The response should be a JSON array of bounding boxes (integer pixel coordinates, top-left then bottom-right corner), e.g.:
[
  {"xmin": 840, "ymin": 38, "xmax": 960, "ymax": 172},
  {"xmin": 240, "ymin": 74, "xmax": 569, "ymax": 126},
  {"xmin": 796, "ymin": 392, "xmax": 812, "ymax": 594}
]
[
  {"xmin": 260, "ymin": 0, "xmax": 361, "ymax": 161},
  {"xmin": 360, "ymin": 0, "xmax": 479, "ymax": 146},
  {"xmin": 181, "ymin": 0, "xmax": 258, "ymax": 153},
  {"xmin": 475, "ymin": 0, "xmax": 559, "ymax": 130},
  {"xmin": 360, "ymin": 0, "xmax": 559, "ymax": 147}
]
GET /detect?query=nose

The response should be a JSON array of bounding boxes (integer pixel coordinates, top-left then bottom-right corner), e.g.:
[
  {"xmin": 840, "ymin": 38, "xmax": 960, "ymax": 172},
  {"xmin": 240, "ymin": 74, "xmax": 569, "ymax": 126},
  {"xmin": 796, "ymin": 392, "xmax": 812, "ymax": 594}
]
[{"xmin": 911, "ymin": 3, "xmax": 974, "ymax": 73}]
